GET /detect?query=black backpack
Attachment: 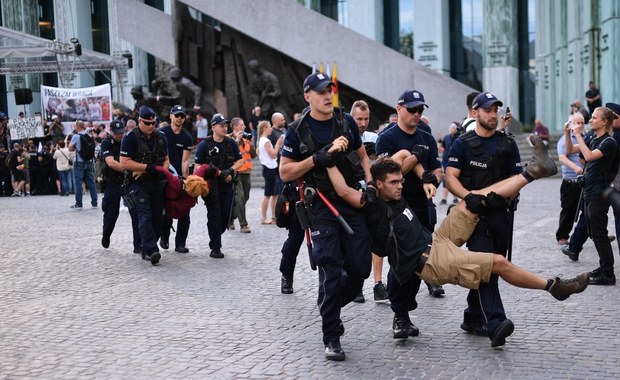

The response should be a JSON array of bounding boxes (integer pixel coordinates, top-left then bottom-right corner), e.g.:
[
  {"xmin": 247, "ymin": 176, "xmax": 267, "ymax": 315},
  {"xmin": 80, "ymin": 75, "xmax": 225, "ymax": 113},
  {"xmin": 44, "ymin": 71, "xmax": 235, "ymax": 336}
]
[{"xmin": 78, "ymin": 134, "xmax": 96, "ymax": 161}]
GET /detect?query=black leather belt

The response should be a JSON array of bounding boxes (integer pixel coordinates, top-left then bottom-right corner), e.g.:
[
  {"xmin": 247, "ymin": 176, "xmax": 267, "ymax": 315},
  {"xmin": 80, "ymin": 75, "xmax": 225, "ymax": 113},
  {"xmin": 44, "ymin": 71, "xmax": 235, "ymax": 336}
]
[
  {"xmin": 417, "ymin": 244, "xmax": 432, "ymax": 273},
  {"xmin": 562, "ymin": 179, "xmax": 579, "ymax": 185}
]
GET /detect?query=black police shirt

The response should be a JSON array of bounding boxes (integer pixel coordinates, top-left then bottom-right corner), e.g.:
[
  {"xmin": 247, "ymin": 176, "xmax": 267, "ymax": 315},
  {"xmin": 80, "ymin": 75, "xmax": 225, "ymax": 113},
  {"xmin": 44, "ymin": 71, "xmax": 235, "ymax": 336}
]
[
  {"xmin": 160, "ymin": 126, "xmax": 194, "ymax": 175},
  {"xmin": 376, "ymin": 123, "xmax": 441, "ymax": 198},
  {"xmin": 194, "ymin": 138, "xmax": 241, "ymax": 169},
  {"xmin": 120, "ymin": 129, "xmax": 168, "ymax": 161},
  {"xmin": 100, "ymin": 138, "xmax": 120, "ymax": 162},
  {"xmin": 281, "ymin": 113, "xmax": 362, "ymax": 162}
]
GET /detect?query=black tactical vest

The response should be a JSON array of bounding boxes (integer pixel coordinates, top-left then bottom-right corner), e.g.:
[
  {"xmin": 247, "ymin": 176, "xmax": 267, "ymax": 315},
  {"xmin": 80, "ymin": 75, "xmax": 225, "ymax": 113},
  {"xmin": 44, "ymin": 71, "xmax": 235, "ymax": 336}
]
[
  {"xmin": 289, "ymin": 110, "xmax": 364, "ymax": 195},
  {"xmin": 201, "ymin": 136, "xmax": 236, "ymax": 169},
  {"xmin": 101, "ymin": 138, "xmax": 124, "ymax": 183},
  {"xmin": 458, "ymin": 130, "xmax": 513, "ymax": 190}
]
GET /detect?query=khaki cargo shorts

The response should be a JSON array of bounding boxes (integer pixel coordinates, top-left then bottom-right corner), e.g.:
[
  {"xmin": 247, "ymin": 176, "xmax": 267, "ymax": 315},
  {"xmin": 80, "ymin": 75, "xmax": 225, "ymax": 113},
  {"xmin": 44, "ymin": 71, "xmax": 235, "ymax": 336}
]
[{"xmin": 418, "ymin": 207, "xmax": 493, "ymax": 289}]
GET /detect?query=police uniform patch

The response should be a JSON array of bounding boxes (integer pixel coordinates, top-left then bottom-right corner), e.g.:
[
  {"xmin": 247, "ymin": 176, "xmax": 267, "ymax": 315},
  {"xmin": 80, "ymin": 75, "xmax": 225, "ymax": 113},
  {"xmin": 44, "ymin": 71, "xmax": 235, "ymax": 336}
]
[{"xmin": 403, "ymin": 208, "xmax": 414, "ymax": 221}]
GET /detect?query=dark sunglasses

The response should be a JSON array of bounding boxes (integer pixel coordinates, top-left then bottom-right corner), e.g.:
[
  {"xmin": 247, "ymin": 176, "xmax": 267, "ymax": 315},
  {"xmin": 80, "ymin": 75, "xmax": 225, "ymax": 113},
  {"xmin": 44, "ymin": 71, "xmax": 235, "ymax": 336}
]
[
  {"xmin": 141, "ymin": 119, "xmax": 157, "ymax": 126},
  {"xmin": 173, "ymin": 113, "xmax": 186, "ymax": 118},
  {"xmin": 406, "ymin": 106, "xmax": 425, "ymax": 115}
]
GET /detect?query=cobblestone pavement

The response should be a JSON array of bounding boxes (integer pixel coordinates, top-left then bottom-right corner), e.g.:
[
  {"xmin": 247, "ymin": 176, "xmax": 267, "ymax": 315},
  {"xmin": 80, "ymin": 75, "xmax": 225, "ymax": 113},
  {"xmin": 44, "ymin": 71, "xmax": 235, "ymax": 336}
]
[{"xmin": 1, "ymin": 177, "xmax": 619, "ymax": 379}]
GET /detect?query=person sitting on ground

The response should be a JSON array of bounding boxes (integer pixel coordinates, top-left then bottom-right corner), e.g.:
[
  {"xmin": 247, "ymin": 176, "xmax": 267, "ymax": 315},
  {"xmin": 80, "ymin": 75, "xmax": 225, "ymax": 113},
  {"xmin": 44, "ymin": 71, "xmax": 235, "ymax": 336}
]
[{"xmin": 324, "ymin": 134, "xmax": 589, "ymax": 348}]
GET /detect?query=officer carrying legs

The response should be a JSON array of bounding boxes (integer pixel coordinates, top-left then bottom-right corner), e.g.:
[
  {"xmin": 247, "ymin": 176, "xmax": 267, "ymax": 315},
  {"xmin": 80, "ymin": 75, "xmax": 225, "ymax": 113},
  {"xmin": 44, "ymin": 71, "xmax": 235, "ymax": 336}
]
[
  {"xmin": 445, "ymin": 92, "xmax": 519, "ymax": 347},
  {"xmin": 279, "ymin": 72, "xmax": 373, "ymax": 361},
  {"xmin": 120, "ymin": 106, "xmax": 170, "ymax": 265},
  {"xmin": 194, "ymin": 114, "xmax": 243, "ymax": 258}
]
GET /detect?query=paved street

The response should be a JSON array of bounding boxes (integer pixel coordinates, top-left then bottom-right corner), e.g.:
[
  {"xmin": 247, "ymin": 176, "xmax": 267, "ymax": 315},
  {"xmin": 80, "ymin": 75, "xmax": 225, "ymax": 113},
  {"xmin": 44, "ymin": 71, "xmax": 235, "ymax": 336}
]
[{"xmin": 1, "ymin": 177, "xmax": 619, "ymax": 379}]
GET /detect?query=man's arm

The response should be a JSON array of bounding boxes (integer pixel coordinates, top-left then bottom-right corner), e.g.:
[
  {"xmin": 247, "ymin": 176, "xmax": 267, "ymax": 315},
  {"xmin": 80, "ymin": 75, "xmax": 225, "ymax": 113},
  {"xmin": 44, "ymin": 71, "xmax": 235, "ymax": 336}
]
[
  {"xmin": 445, "ymin": 166, "xmax": 470, "ymax": 199},
  {"xmin": 279, "ymin": 155, "xmax": 314, "ymax": 183},
  {"xmin": 104, "ymin": 156, "xmax": 123, "ymax": 172},
  {"xmin": 558, "ymin": 154, "xmax": 583, "ymax": 175},
  {"xmin": 326, "ymin": 166, "xmax": 363, "ymax": 209},
  {"xmin": 181, "ymin": 149, "xmax": 191, "ymax": 177},
  {"xmin": 356, "ymin": 144, "xmax": 372, "ymax": 184}
]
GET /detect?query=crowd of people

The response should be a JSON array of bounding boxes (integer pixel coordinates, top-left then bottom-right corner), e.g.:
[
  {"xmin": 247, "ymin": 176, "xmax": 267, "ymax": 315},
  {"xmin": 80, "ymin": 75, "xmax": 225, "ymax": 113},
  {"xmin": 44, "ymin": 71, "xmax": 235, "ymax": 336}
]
[{"xmin": 1, "ymin": 76, "xmax": 614, "ymax": 362}]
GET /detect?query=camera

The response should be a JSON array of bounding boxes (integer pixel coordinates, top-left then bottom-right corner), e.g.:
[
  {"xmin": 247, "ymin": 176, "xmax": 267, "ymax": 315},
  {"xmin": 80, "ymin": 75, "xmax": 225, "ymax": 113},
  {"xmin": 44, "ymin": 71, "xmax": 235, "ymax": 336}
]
[{"xmin": 242, "ymin": 132, "xmax": 252, "ymax": 140}]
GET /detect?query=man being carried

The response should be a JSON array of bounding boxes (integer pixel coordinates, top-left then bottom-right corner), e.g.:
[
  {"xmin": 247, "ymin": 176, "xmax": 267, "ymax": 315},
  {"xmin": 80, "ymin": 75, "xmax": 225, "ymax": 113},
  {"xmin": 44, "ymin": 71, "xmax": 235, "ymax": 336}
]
[{"xmin": 325, "ymin": 134, "xmax": 589, "ymax": 347}]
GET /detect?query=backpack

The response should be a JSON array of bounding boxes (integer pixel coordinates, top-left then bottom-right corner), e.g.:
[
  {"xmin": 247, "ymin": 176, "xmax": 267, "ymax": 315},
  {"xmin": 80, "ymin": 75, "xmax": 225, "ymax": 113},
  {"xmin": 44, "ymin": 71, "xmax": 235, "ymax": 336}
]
[{"xmin": 78, "ymin": 134, "xmax": 96, "ymax": 161}]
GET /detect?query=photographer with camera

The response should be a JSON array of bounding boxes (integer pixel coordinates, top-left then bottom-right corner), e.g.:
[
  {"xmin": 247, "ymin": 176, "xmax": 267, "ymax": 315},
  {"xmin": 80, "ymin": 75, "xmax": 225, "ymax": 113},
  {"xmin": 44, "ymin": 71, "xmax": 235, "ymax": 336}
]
[{"xmin": 230, "ymin": 117, "xmax": 256, "ymax": 233}]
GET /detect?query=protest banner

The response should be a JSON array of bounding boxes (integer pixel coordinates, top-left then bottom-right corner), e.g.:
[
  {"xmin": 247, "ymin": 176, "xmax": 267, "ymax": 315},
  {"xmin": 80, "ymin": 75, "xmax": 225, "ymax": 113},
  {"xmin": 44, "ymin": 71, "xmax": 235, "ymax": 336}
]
[
  {"xmin": 8, "ymin": 116, "xmax": 44, "ymax": 140},
  {"xmin": 41, "ymin": 84, "xmax": 111, "ymax": 134}
]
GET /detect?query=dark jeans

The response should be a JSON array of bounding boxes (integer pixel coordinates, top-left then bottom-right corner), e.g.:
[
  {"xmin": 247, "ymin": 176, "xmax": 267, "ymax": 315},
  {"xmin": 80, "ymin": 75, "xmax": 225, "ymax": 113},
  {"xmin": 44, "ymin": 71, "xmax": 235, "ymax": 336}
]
[
  {"xmin": 585, "ymin": 196, "xmax": 614, "ymax": 275},
  {"xmin": 388, "ymin": 270, "xmax": 421, "ymax": 315},
  {"xmin": 73, "ymin": 160, "xmax": 97, "ymax": 207},
  {"xmin": 556, "ymin": 180, "xmax": 581, "ymax": 241}
]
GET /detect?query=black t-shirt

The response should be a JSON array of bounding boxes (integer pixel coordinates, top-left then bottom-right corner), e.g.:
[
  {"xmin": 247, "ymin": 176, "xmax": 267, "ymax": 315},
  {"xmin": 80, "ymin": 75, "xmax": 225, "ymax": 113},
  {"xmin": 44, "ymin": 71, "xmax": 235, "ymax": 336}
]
[
  {"xmin": 364, "ymin": 198, "xmax": 431, "ymax": 285},
  {"xmin": 585, "ymin": 88, "xmax": 602, "ymax": 111},
  {"xmin": 160, "ymin": 126, "xmax": 194, "ymax": 175},
  {"xmin": 584, "ymin": 134, "xmax": 617, "ymax": 198}
]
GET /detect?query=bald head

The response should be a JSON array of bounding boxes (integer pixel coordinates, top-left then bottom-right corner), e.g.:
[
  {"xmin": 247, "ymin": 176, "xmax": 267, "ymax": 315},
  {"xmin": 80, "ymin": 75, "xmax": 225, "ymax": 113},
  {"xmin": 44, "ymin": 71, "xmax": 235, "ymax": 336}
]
[{"xmin": 271, "ymin": 112, "xmax": 285, "ymax": 129}]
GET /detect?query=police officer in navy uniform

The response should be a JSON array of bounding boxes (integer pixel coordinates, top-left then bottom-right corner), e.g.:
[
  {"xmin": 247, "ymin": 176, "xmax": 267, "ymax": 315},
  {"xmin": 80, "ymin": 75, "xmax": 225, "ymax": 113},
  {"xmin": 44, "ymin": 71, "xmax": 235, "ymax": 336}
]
[
  {"xmin": 279, "ymin": 72, "xmax": 373, "ymax": 361},
  {"xmin": 100, "ymin": 119, "xmax": 140, "ymax": 251},
  {"xmin": 375, "ymin": 89, "xmax": 444, "ymax": 340},
  {"xmin": 159, "ymin": 105, "xmax": 195, "ymax": 253},
  {"xmin": 194, "ymin": 113, "xmax": 243, "ymax": 258},
  {"xmin": 445, "ymin": 91, "xmax": 520, "ymax": 347},
  {"xmin": 120, "ymin": 106, "xmax": 170, "ymax": 265}
]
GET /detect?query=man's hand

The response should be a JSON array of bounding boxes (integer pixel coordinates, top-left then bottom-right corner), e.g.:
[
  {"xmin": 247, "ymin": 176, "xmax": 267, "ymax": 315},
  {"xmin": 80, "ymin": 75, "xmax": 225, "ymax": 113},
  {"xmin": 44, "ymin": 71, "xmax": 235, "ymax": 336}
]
[
  {"xmin": 464, "ymin": 193, "xmax": 487, "ymax": 214},
  {"xmin": 361, "ymin": 184, "xmax": 378, "ymax": 205},
  {"xmin": 410, "ymin": 145, "xmax": 428, "ymax": 163},
  {"xmin": 422, "ymin": 170, "xmax": 439, "ymax": 188},
  {"xmin": 220, "ymin": 168, "xmax": 236, "ymax": 183},
  {"xmin": 145, "ymin": 164, "xmax": 158, "ymax": 176},
  {"xmin": 423, "ymin": 183, "xmax": 436, "ymax": 199},
  {"xmin": 203, "ymin": 164, "xmax": 219, "ymax": 179},
  {"xmin": 312, "ymin": 151, "xmax": 335, "ymax": 168}
]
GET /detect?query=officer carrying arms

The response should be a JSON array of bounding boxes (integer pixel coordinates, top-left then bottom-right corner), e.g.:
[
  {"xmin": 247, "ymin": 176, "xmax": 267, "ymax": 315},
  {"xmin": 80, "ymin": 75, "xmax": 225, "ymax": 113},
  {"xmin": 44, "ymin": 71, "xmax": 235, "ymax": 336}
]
[{"xmin": 120, "ymin": 106, "xmax": 170, "ymax": 265}]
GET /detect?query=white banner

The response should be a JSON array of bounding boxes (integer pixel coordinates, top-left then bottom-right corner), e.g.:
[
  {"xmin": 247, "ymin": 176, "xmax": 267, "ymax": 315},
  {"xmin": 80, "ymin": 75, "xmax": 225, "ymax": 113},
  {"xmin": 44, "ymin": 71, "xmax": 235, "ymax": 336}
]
[
  {"xmin": 8, "ymin": 116, "xmax": 44, "ymax": 140},
  {"xmin": 41, "ymin": 84, "xmax": 112, "ymax": 134}
]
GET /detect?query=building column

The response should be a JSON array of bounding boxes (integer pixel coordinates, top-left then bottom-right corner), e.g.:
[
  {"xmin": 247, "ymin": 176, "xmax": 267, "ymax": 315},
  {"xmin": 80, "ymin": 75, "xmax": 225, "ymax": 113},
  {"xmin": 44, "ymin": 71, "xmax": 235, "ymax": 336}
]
[
  {"xmin": 481, "ymin": 0, "xmax": 519, "ymax": 119},
  {"xmin": 346, "ymin": 0, "xmax": 383, "ymax": 43},
  {"xmin": 412, "ymin": 0, "xmax": 450, "ymax": 76},
  {"xmin": 600, "ymin": 0, "xmax": 620, "ymax": 105}
]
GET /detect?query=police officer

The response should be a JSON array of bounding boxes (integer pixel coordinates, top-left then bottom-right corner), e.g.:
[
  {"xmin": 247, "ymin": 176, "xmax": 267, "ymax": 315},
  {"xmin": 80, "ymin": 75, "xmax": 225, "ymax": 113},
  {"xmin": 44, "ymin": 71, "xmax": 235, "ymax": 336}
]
[
  {"xmin": 100, "ymin": 120, "xmax": 140, "ymax": 250},
  {"xmin": 194, "ymin": 113, "xmax": 242, "ymax": 258},
  {"xmin": 120, "ymin": 106, "xmax": 170, "ymax": 265},
  {"xmin": 445, "ymin": 91, "xmax": 519, "ymax": 347},
  {"xmin": 375, "ymin": 89, "xmax": 444, "ymax": 340},
  {"xmin": 159, "ymin": 105, "xmax": 194, "ymax": 253},
  {"xmin": 279, "ymin": 72, "xmax": 372, "ymax": 361}
]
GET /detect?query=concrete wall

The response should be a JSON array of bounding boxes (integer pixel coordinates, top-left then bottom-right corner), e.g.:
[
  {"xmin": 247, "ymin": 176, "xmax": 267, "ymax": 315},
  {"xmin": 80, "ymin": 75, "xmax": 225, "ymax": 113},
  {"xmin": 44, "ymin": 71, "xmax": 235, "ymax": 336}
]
[{"xmin": 116, "ymin": 0, "xmax": 475, "ymax": 135}]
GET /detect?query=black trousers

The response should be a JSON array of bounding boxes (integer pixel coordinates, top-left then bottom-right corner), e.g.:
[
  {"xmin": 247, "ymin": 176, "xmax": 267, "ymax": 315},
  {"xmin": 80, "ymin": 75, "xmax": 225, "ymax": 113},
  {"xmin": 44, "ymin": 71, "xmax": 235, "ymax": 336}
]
[{"xmin": 556, "ymin": 179, "xmax": 581, "ymax": 241}]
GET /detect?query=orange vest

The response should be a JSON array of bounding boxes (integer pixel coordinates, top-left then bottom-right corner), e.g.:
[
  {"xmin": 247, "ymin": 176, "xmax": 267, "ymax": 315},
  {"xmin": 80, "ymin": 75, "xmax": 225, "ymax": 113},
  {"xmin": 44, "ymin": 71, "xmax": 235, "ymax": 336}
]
[{"xmin": 238, "ymin": 139, "xmax": 253, "ymax": 173}]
